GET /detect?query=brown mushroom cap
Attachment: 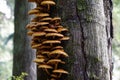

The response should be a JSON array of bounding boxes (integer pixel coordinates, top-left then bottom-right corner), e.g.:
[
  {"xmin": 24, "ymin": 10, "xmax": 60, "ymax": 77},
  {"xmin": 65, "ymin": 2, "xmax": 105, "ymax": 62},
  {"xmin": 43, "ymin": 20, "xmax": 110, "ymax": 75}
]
[
  {"xmin": 44, "ymin": 28, "xmax": 58, "ymax": 33},
  {"xmin": 42, "ymin": 40, "xmax": 61, "ymax": 44},
  {"xmin": 60, "ymin": 37, "xmax": 70, "ymax": 41},
  {"xmin": 36, "ymin": 22, "xmax": 49, "ymax": 26},
  {"xmin": 53, "ymin": 69, "xmax": 68, "ymax": 74},
  {"xmin": 57, "ymin": 27, "xmax": 68, "ymax": 33},
  {"xmin": 33, "ymin": 58, "xmax": 45, "ymax": 63},
  {"xmin": 35, "ymin": 13, "xmax": 49, "ymax": 17},
  {"xmin": 45, "ymin": 33, "xmax": 64, "ymax": 37},
  {"xmin": 51, "ymin": 74, "xmax": 58, "ymax": 78},
  {"xmin": 52, "ymin": 46, "xmax": 63, "ymax": 50},
  {"xmin": 38, "ymin": 64, "xmax": 53, "ymax": 69},
  {"xmin": 32, "ymin": 32, "xmax": 46, "ymax": 37},
  {"xmin": 31, "ymin": 44, "xmax": 42, "ymax": 49},
  {"xmin": 41, "ymin": 1, "xmax": 56, "ymax": 5},
  {"xmin": 37, "ymin": 55, "xmax": 45, "ymax": 58},
  {"xmin": 47, "ymin": 59, "xmax": 65, "ymax": 64},
  {"xmin": 50, "ymin": 50, "xmax": 69, "ymax": 57},
  {"xmin": 41, "ymin": 51, "xmax": 50, "ymax": 54},
  {"xmin": 27, "ymin": 31, "xmax": 34, "ymax": 36},
  {"xmin": 51, "ymin": 17, "xmax": 61, "ymax": 21},
  {"xmin": 40, "ymin": 17, "xmax": 52, "ymax": 21},
  {"xmin": 28, "ymin": 9, "xmax": 40, "ymax": 15}
]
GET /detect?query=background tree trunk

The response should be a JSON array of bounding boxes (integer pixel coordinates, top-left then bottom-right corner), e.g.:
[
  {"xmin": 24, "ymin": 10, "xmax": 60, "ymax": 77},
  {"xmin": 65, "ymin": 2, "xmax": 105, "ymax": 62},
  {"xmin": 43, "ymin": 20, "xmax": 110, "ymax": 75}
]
[
  {"xmin": 38, "ymin": 0, "xmax": 113, "ymax": 80},
  {"xmin": 13, "ymin": 0, "xmax": 36, "ymax": 80}
]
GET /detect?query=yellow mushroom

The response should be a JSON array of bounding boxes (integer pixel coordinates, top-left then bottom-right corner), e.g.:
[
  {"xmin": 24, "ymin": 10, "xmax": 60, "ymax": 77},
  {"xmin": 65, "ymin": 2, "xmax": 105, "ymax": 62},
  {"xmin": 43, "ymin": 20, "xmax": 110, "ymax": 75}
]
[
  {"xmin": 60, "ymin": 36, "xmax": 70, "ymax": 41},
  {"xmin": 50, "ymin": 50, "xmax": 69, "ymax": 58},
  {"xmin": 32, "ymin": 32, "xmax": 46, "ymax": 37},
  {"xmin": 41, "ymin": 1, "xmax": 56, "ymax": 10},
  {"xmin": 53, "ymin": 69, "xmax": 68, "ymax": 78},
  {"xmin": 44, "ymin": 28, "xmax": 58, "ymax": 33},
  {"xmin": 42, "ymin": 40, "xmax": 61, "ymax": 46},
  {"xmin": 28, "ymin": 9, "xmax": 40, "ymax": 15},
  {"xmin": 47, "ymin": 59, "xmax": 65, "ymax": 69},
  {"xmin": 45, "ymin": 33, "xmax": 64, "ymax": 38},
  {"xmin": 38, "ymin": 64, "xmax": 53, "ymax": 75}
]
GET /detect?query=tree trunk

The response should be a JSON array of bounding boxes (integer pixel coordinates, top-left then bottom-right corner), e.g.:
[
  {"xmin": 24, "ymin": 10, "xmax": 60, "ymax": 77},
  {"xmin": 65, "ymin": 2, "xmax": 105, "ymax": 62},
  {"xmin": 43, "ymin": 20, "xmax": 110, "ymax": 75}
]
[
  {"xmin": 38, "ymin": 0, "xmax": 113, "ymax": 80},
  {"xmin": 13, "ymin": 0, "xmax": 36, "ymax": 80}
]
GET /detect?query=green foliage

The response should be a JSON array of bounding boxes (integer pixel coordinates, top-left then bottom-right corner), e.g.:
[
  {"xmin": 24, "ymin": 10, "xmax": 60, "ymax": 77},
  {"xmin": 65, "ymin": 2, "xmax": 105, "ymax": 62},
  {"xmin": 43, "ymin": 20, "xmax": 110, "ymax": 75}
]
[{"xmin": 12, "ymin": 72, "xmax": 28, "ymax": 80}]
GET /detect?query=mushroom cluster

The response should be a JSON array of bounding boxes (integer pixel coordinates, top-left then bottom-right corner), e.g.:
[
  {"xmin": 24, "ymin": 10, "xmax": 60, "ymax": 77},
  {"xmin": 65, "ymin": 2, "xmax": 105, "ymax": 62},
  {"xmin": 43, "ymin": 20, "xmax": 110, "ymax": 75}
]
[{"xmin": 27, "ymin": 0, "xmax": 69, "ymax": 80}]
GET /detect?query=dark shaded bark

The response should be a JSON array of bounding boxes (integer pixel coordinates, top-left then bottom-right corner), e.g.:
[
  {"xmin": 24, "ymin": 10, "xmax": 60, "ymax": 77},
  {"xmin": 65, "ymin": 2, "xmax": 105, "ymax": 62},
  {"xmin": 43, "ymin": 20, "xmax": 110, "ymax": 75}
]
[
  {"xmin": 13, "ymin": 0, "xmax": 36, "ymax": 80},
  {"xmin": 38, "ymin": 0, "xmax": 113, "ymax": 80}
]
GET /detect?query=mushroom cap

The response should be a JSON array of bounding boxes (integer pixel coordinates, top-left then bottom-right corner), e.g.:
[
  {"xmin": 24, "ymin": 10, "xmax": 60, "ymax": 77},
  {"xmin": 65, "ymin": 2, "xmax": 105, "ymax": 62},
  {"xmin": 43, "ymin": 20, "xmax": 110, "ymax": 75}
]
[
  {"xmin": 41, "ymin": 51, "xmax": 50, "ymax": 54},
  {"xmin": 53, "ymin": 69, "xmax": 69, "ymax": 74},
  {"xmin": 28, "ymin": 9, "xmax": 40, "ymax": 15},
  {"xmin": 51, "ymin": 17, "xmax": 61, "ymax": 21},
  {"xmin": 50, "ymin": 50, "xmax": 69, "ymax": 57},
  {"xmin": 39, "ymin": 45, "xmax": 51, "ymax": 49},
  {"xmin": 27, "ymin": 31, "xmax": 34, "ymax": 36},
  {"xmin": 41, "ymin": 1, "xmax": 56, "ymax": 5},
  {"xmin": 52, "ymin": 46, "xmax": 63, "ymax": 50},
  {"xmin": 38, "ymin": 64, "xmax": 53, "ymax": 69},
  {"xmin": 33, "ymin": 58, "xmax": 45, "ymax": 63},
  {"xmin": 35, "ymin": 13, "xmax": 49, "ymax": 17},
  {"xmin": 37, "ymin": 55, "xmax": 45, "ymax": 58},
  {"xmin": 32, "ymin": 32, "xmax": 46, "ymax": 37},
  {"xmin": 40, "ymin": 17, "xmax": 52, "ymax": 21},
  {"xmin": 57, "ymin": 27, "xmax": 68, "ymax": 33},
  {"xmin": 51, "ymin": 74, "xmax": 58, "ymax": 78},
  {"xmin": 42, "ymin": 40, "xmax": 61, "ymax": 44},
  {"xmin": 47, "ymin": 59, "xmax": 65, "ymax": 64},
  {"xmin": 60, "ymin": 37, "xmax": 70, "ymax": 41},
  {"xmin": 45, "ymin": 33, "xmax": 64, "ymax": 37},
  {"xmin": 44, "ymin": 28, "xmax": 58, "ymax": 33},
  {"xmin": 50, "ymin": 78, "xmax": 56, "ymax": 80},
  {"xmin": 31, "ymin": 44, "xmax": 42, "ymax": 49},
  {"xmin": 36, "ymin": 22, "xmax": 49, "ymax": 26}
]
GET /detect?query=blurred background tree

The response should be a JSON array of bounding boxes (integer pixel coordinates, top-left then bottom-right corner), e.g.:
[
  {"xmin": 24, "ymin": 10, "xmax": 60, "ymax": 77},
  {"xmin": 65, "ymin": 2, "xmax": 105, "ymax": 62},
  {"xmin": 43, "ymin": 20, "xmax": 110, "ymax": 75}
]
[{"xmin": 0, "ymin": 0, "xmax": 120, "ymax": 80}]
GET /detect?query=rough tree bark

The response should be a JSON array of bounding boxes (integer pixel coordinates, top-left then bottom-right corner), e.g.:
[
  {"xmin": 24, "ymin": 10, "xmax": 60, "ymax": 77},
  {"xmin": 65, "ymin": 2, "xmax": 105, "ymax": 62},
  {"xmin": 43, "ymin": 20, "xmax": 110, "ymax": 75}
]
[
  {"xmin": 38, "ymin": 0, "xmax": 113, "ymax": 80},
  {"xmin": 13, "ymin": 0, "xmax": 36, "ymax": 80}
]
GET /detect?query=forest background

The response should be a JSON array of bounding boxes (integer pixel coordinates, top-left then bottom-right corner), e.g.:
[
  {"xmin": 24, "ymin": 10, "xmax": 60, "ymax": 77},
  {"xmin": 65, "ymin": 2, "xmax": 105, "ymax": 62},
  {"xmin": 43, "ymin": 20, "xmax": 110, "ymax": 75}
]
[{"xmin": 0, "ymin": 0, "xmax": 120, "ymax": 80}]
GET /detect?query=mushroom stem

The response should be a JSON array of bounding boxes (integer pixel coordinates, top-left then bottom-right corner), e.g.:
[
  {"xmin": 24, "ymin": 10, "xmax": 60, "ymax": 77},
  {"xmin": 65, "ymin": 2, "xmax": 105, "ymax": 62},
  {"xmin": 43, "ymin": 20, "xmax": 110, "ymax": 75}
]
[
  {"xmin": 55, "ymin": 54, "xmax": 60, "ymax": 58},
  {"xmin": 48, "ymin": 5, "xmax": 50, "ymax": 11},
  {"xmin": 55, "ymin": 63, "xmax": 58, "ymax": 69},
  {"xmin": 58, "ymin": 73, "xmax": 62, "ymax": 78},
  {"xmin": 44, "ymin": 68, "xmax": 50, "ymax": 75}
]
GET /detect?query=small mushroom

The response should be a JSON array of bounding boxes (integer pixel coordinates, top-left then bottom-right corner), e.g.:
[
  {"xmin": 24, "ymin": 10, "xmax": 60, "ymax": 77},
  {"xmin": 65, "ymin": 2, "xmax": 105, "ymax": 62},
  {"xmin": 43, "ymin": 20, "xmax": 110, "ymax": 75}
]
[
  {"xmin": 60, "ymin": 36, "xmax": 70, "ymax": 41},
  {"xmin": 57, "ymin": 27, "xmax": 68, "ymax": 33},
  {"xmin": 44, "ymin": 28, "xmax": 58, "ymax": 33},
  {"xmin": 33, "ymin": 58, "xmax": 45, "ymax": 63},
  {"xmin": 38, "ymin": 64, "xmax": 53, "ymax": 75},
  {"xmin": 27, "ymin": 31, "xmax": 34, "ymax": 36},
  {"xmin": 40, "ymin": 17, "xmax": 52, "ymax": 21},
  {"xmin": 47, "ymin": 59, "xmax": 65, "ymax": 69},
  {"xmin": 28, "ymin": 9, "xmax": 40, "ymax": 15},
  {"xmin": 45, "ymin": 33, "xmax": 64, "ymax": 38},
  {"xmin": 51, "ymin": 46, "xmax": 63, "ymax": 50},
  {"xmin": 32, "ymin": 32, "xmax": 46, "ymax": 37},
  {"xmin": 53, "ymin": 69, "xmax": 68, "ymax": 78},
  {"xmin": 42, "ymin": 40, "xmax": 61, "ymax": 46},
  {"xmin": 36, "ymin": 22, "xmax": 49, "ymax": 26},
  {"xmin": 31, "ymin": 44, "xmax": 42, "ymax": 49},
  {"xmin": 35, "ymin": 13, "xmax": 49, "ymax": 17},
  {"xmin": 50, "ymin": 50, "xmax": 69, "ymax": 58},
  {"xmin": 41, "ymin": 1, "xmax": 56, "ymax": 10},
  {"xmin": 51, "ymin": 17, "xmax": 61, "ymax": 26}
]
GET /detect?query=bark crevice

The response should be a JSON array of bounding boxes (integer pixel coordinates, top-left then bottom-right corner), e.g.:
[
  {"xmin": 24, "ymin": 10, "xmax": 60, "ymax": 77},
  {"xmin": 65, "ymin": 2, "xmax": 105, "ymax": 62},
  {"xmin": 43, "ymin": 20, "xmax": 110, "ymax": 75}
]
[{"xmin": 76, "ymin": 1, "xmax": 88, "ymax": 80}]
